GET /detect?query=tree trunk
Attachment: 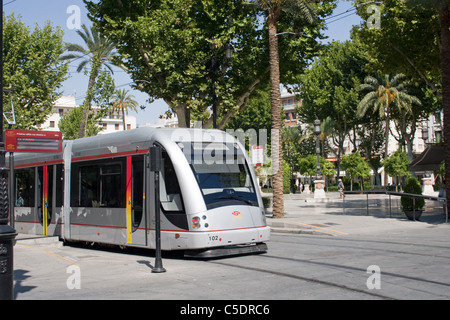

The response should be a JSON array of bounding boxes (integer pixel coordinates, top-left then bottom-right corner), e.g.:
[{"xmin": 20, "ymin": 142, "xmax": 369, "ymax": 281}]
[
  {"xmin": 384, "ymin": 107, "xmax": 390, "ymax": 186},
  {"xmin": 268, "ymin": 8, "xmax": 284, "ymax": 218},
  {"xmin": 440, "ymin": 6, "xmax": 450, "ymax": 218},
  {"xmin": 79, "ymin": 56, "xmax": 101, "ymax": 138},
  {"xmin": 173, "ymin": 103, "xmax": 191, "ymax": 128},
  {"xmin": 122, "ymin": 106, "xmax": 127, "ymax": 130}
]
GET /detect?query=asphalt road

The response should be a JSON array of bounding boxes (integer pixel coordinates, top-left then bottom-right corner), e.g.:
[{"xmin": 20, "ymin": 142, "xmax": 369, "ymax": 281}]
[{"xmin": 13, "ymin": 225, "xmax": 450, "ymax": 302}]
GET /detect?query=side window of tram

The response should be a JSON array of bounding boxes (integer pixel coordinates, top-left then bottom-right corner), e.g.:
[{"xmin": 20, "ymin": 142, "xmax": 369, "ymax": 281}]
[
  {"xmin": 15, "ymin": 168, "xmax": 35, "ymax": 207},
  {"xmin": 160, "ymin": 152, "xmax": 184, "ymax": 213},
  {"xmin": 73, "ymin": 162, "xmax": 125, "ymax": 208}
]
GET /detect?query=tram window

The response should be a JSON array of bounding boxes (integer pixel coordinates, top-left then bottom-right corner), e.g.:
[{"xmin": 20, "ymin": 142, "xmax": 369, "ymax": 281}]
[
  {"xmin": 190, "ymin": 155, "xmax": 258, "ymax": 209},
  {"xmin": 160, "ymin": 152, "xmax": 184, "ymax": 213},
  {"xmin": 79, "ymin": 165, "xmax": 100, "ymax": 207},
  {"xmin": 100, "ymin": 164, "xmax": 123, "ymax": 208},
  {"xmin": 74, "ymin": 161, "xmax": 125, "ymax": 208},
  {"xmin": 15, "ymin": 168, "xmax": 35, "ymax": 207},
  {"xmin": 132, "ymin": 156, "xmax": 144, "ymax": 232},
  {"xmin": 55, "ymin": 165, "xmax": 64, "ymax": 207}
]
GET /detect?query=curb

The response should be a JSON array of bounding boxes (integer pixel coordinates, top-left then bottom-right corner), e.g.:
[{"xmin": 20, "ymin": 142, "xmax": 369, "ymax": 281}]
[
  {"xmin": 269, "ymin": 227, "xmax": 334, "ymax": 236},
  {"xmin": 15, "ymin": 235, "xmax": 63, "ymax": 247}
]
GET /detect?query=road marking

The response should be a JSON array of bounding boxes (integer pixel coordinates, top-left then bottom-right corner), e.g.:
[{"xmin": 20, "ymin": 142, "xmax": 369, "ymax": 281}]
[{"xmin": 16, "ymin": 244, "xmax": 78, "ymax": 266}]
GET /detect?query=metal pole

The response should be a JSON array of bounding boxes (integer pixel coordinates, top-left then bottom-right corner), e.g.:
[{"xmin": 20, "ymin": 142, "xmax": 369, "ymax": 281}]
[
  {"xmin": 343, "ymin": 193, "xmax": 345, "ymax": 215},
  {"xmin": 8, "ymin": 152, "xmax": 14, "ymax": 229},
  {"xmin": 0, "ymin": 0, "xmax": 17, "ymax": 299},
  {"xmin": 389, "ymin": 193, "xmax": 392, "ymax": 218},
  {"xmin": 150, "ymin": 146, "xmax": 165, "ymax": 273},
  {"xmin": 366, "ymin": 192, "xmax": 369, "ymax": 216},
  {"xmin": 445, "ymin": 200, "xmax": 448, "ymax": 224}
]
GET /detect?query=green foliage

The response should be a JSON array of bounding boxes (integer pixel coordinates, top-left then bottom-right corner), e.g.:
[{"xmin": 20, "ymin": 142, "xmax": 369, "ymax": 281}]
[
  {"xmin": 60, "ymin": 24, "xmax": 121, "ymax": 138},
  {"xmin": 382, "ymin": 149, "xmax": 411, "ymax": 180},
  {"xmin": 59, "ymin": 69, "xmax": 115, "ymax": 139},
  {"xmin": 59, "ymin": 106, "xmax": 101, "ymax": 140},
  {"xmin": 282, "ymin": 160, "xmax": 291, "ymax": 194},
  {"xmin": 401, "ymin": 177, "xmax": 425, "ymax": 211},
  {"xmin": 340, "ymin": 152, "xmax": 371, "ymax": 190},
  {"xmin": 297, "ymin": 40, "xmax": 370, "ymax": 178},
  {"xmin": 298, "ymin": 154, "xmax": 335, "ymax": 178},
  {"xmin": 298, "ymin": 154, "xmax": 317, "ymax": 177},
  {"xmin": 3, "ymin": 14, "xmax": 68, "ymax": 129},
  {"xmin": 351, "ymin": 0, "xmax": 441, "ymax": 88},
  {"xmin": 85, "ymin": 0, "xmax": 336, "ymax": 128}
]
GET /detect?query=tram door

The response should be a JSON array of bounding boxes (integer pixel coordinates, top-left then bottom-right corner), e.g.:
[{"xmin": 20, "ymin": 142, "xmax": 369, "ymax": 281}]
[
  {"xmin": 126, "ymin": 156, "xmax": 146, "ymax": 245},
  {"xmin": 37, "ymin": 166, "xmax": 53, "ymax": 236}
]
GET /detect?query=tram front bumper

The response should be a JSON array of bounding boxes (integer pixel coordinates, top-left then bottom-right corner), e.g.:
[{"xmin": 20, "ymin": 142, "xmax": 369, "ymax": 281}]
[
  {"xmin": 167, "ymin": 226, "xmax": 271, "ymax": 257},
  {"xmin": 184, "ymin": 242, "xmax": 268, "ymax": 258}
]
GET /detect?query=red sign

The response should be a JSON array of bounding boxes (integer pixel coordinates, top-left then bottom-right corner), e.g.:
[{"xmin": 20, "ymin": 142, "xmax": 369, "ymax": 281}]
[{"xmin": 5, "ymin": 130, "xmax": 62, "ymax": 153}]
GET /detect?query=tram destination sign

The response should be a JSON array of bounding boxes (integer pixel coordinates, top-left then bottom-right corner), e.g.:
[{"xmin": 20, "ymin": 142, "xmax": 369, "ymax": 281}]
[{"xmin": 5, "ymin": 130, "xmax": 62, "ymax": 153}]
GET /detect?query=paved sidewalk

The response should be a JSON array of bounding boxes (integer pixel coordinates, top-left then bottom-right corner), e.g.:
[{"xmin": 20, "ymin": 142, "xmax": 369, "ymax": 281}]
[{"xmin": 265, "ymin": 192, "xmax": 450, "ymax": 237}]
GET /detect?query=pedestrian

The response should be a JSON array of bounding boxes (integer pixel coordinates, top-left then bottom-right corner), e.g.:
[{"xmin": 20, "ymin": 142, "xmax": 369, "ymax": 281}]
[
  {"xmin": 299, "ymin": 182, "xmax": 303, "ymax": 194},
  {"xmin": 16, "ymin": 192, "xmax": 24, "ymax": 207},
  {"xmin": 338, "ymin": 179, "xmax": 344, "ymax": 199}
]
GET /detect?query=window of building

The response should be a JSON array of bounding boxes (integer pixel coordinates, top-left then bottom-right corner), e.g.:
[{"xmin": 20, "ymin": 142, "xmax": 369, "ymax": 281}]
[{"xmin": 285, "ymin": 113, "xmax": 291, "ymax": 122}]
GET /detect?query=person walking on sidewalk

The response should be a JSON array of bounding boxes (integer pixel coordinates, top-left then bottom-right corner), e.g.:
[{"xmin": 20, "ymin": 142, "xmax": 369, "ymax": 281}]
[{"xmin": 338, "ymin": 179, "xmax": 345, "ymax": 199}]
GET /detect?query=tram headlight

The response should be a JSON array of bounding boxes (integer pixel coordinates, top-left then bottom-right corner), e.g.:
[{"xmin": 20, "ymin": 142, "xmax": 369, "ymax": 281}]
[{"xmin": 192, "ymin": 216, "xmax": 201, "ymax": 229}]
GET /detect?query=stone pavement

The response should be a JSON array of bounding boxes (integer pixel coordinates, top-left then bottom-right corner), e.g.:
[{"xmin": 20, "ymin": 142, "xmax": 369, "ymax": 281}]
[
  {"xmin": 264, "ymin": 192, "xmax": 450, "ymax": 237},
  {"xmin": 12, "ymin": 191, "xmax": 450, "ymax": 245}
]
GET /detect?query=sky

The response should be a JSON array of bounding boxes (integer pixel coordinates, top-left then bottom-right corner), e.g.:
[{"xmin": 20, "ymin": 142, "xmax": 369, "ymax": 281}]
[{"xmin": 3, "ymin": 0, "xmax": 364, "ymax": 126}]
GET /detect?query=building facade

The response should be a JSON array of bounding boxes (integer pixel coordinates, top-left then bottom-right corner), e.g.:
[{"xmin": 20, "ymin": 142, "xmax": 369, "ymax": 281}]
[{"xmin": 38, "ymin": 96, "xmax": 137, "ymax": 134}]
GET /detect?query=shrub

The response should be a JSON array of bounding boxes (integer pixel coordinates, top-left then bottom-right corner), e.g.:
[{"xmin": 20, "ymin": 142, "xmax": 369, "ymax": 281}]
[{"xmin": 401, "ymin": 177, "xmax": 425, "ymax": 211}]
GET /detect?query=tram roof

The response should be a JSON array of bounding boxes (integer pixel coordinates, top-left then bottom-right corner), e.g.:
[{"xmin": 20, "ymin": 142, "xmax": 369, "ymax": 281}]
[{"xmin": 10, "ymin": 127, "xmax": 235, "ymax": 166}]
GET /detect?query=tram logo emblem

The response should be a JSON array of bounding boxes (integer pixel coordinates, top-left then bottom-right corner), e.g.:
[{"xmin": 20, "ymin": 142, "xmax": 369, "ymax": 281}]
[{"xmin": 232, "ymin": 211, "xmax": 242, "ymax": 218}]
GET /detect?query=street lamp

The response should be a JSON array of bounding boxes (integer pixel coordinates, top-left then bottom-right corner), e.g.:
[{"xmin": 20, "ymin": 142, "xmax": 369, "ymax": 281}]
[{"xmin": 314, "ymin": 119, "xmax": 321, "ymax": 179}]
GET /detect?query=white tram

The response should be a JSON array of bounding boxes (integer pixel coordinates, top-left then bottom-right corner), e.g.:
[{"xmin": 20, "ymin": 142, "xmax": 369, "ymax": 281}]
[{"xmin": 11, "ymin": 127, "xmax": 270, "ymax": 257}]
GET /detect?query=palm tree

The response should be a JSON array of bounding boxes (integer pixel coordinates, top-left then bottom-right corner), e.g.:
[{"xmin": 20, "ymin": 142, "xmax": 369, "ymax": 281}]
[
  {"xmin": 256, "ymin": 0, "xmax": 315, "ymax": 218},
  {"xmin": 110, "ymin": 89, "xmax": 139, "ymax": 130},
  {"xmin": 60, "ymin": 24, "xmax": 122, "ymax": 138},
  {"xmin": 357, "ymin": 73, "xmax": 421, "ymax": 185}
]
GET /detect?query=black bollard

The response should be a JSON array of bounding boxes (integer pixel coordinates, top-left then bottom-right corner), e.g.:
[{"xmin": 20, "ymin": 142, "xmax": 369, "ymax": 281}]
[{"xmin": 0, "ymin": 224, "xmax": 16, "ymax": 300}]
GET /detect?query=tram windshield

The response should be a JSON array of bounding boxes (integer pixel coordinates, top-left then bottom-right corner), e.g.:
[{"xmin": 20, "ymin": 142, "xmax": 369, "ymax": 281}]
[{"xmin": 179, "ymin": 141, "xmax": 259, "ymax": 210}]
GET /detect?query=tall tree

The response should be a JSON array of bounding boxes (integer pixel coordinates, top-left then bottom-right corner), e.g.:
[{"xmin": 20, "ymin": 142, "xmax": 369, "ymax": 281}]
[
  {"xmin": 3, "ymin": 14, "xmax": 68, "ymax": 129},
  {"xmin": 256, "ymin": 0, "xmax": 316, "ymax": 218},
  {"xmin": 351, "ymin": 0, "xmax": 441, "ymax": 96},
  {"xmin": 402, "ymin": 0, "xmax": 450, "ymax": 222},
  {"xmin": 357, "ymin": 73, "xmax": 421, "ymax": 185},
  {"xmin": 60, "ymin": 24, "xmax": 121, "ymax": 138},
  {"xmin": 85, "ymin": 0, "xmax": 334, "ymax": 130},
  {"xmin": 298, "ymin": 40, "xmax": 369, "ymax": 180},
  {"xmin": 86, "ymin": 0, "xmax": 268, "ymax": 128},
  {"xmin": 340, "ymin": 152, "xmax": 371, "ymax": 191},
  {"xmin": 111, "ymin": 89, "xmax": 139, "ymax": 130}
]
